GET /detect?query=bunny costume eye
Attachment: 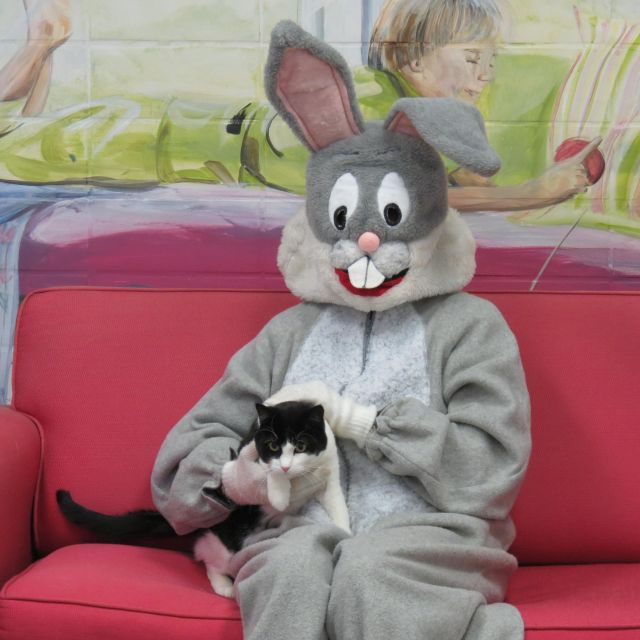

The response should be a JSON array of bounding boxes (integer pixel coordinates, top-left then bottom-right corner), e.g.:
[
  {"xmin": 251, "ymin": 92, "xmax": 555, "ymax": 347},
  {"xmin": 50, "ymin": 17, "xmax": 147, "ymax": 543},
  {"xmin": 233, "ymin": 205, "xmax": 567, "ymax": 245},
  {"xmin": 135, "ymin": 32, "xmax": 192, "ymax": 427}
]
[
  {"xmin": 378, "ymin": 172, "xmax": 409, "ymax": 227},
  {"xmin": 329, "ymin": 173, "xmax": 359, "ymax": 231}
]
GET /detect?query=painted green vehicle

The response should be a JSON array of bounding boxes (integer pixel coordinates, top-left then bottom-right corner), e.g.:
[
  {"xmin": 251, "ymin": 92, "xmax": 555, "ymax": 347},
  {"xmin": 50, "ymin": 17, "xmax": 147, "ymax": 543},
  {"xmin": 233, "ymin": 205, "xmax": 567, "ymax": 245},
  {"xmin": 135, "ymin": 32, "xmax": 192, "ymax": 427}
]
[
  {"xmin": 0, "ymin": 67, "xmax": 422, "ymax": 194},
  {"xmin": 1, "ymin": 45, "xmax": 639, "ymax": 237},
  {"xmin": 0, "ymin": 62, "xmax": 566, "ymax": 193}
]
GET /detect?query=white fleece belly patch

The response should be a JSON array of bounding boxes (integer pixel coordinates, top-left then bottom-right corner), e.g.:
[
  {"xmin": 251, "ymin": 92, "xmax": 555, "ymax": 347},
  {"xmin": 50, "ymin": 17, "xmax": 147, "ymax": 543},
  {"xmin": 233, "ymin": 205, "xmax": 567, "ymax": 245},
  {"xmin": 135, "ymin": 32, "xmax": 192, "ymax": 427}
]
[{"xmin": 284, "ymin": 304, "xmax": 436, "ymax": 532}]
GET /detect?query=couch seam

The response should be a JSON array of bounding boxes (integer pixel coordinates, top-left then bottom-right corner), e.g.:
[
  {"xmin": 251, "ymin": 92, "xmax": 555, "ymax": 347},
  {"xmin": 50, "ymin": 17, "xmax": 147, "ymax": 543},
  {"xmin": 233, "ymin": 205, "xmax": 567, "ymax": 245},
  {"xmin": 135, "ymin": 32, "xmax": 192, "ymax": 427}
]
[
  {"xmin": 0, "ymin": 542, "xmax": 43, "ymax": 598},
  {"xmin": 0, "ymin": 595, "xmax": 240, "ymax": 622}
]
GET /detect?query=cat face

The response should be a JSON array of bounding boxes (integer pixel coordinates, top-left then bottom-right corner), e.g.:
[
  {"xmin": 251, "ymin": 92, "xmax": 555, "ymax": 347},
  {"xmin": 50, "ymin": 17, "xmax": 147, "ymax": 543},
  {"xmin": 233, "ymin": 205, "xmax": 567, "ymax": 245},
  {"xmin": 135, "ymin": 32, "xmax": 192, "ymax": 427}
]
[{"xmin": 254, "ymin": 402, "xmax": 328, "ymax": 477}]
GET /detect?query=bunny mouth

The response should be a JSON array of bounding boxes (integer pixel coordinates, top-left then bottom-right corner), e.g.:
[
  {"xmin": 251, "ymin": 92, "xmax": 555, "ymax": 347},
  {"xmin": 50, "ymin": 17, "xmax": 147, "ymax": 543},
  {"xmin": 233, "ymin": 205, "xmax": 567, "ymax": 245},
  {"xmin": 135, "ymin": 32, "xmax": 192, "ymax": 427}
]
[{"xmin": 335, "ymin": 256, "xmax": 408, "ymax": 297}]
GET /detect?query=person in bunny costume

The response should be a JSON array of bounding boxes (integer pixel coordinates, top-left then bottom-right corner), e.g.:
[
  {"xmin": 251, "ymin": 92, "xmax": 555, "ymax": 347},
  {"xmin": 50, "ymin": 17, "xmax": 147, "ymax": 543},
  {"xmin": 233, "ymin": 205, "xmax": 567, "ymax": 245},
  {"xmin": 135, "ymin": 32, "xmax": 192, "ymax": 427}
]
[{"xmin": 151, "ymin": 20, "xmax": 531, "ymax": 640}]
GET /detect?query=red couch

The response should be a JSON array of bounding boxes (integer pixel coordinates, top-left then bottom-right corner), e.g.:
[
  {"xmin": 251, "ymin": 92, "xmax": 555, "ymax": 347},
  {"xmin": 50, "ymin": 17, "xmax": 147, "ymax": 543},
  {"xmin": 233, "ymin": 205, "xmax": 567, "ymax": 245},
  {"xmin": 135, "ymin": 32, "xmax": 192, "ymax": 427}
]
[{"xmin": 1, "ymin": 287, "xmax": 639, "ymax": 639}]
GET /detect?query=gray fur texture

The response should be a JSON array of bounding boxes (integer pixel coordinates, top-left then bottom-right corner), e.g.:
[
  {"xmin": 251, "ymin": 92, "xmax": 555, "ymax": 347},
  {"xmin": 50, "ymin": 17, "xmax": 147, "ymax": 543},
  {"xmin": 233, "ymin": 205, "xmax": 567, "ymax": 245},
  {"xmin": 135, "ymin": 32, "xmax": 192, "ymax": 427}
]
[
  {"xmin": 264, "ymin": 20, "xmax": 365, "ymax": 151},
  {"xmin": 278, "ymin": 207, "xmax": 476, "ymax": 313},
  {"xmin": 306, "ymin": 123, "xmax": 448, "ymax": 244},
  {"xmin": 265, "ymin": 21, "xmax": 502, "ymax": 311},
  {"xmin": 330, "ymin": 239, "xmax": 410, "ymax": 279},
  {"xmin": 385, "ymin": 98, "xmax": 501, "ymax": 177}
]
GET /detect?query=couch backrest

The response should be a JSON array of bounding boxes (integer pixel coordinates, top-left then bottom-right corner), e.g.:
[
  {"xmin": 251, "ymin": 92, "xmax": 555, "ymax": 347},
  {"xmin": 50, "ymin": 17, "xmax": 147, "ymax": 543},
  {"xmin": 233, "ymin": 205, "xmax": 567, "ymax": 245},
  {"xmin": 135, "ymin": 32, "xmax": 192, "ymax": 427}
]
[
  {"xmin": 13, "ymin": 288, "xmax": 296, "ymax": 556},
  {"xmin": 12, "ymin": 288, "xmax": 640, "ymax": 564}
]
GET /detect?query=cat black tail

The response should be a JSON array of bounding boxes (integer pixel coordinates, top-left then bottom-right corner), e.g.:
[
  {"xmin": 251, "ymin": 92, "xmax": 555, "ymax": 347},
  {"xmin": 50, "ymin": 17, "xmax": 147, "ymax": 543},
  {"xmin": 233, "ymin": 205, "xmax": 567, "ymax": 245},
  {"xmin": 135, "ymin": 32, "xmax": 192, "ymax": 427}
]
[{"xmin": 56, "ymin": 490, "xmax": 175, "ymax": 539}]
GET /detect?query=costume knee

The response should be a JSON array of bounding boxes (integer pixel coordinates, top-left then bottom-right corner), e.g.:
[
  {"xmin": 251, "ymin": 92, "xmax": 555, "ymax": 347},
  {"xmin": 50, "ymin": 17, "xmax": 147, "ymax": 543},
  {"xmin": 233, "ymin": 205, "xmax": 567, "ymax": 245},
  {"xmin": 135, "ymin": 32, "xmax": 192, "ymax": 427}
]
[{"xmin": 234, "ymin": 522, "xmax": 344, "ymax": 592}]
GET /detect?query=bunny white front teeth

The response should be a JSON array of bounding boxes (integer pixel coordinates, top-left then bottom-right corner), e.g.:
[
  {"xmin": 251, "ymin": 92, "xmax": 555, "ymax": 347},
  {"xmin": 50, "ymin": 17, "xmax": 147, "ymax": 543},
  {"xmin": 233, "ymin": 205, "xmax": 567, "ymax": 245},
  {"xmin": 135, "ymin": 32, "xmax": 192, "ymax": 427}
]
[
  {"xmin": 335, "ymin": 264, "xmax": 408, "ymax": 297},
  {"xmin": 347, "ymin": 256, "xmax": 386, "ymax": 289},
  {"xmin": 334, "ymin": 255, "xmax": 409, "ymax": 297}
]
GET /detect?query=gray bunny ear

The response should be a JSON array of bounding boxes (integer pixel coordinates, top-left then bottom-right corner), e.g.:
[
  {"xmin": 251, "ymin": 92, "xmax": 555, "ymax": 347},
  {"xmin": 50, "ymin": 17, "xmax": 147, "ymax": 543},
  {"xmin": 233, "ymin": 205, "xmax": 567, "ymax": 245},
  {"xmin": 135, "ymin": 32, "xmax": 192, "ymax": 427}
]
[
  {"xmin": 265, "ymin": 20, "xmax": 365, "ymax": 151},
  {"xmin": 385, "ymin": 98, "xmax": 501, "ymax": 177}
]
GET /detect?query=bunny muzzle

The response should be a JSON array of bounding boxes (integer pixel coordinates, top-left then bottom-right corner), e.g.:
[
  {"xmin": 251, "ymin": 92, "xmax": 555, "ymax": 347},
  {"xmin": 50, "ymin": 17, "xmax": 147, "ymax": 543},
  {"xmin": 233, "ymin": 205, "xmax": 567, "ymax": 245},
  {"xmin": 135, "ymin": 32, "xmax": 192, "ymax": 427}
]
[{"xmin": 331, "ymin": 239, "xmax": 410, "ymax": 297}]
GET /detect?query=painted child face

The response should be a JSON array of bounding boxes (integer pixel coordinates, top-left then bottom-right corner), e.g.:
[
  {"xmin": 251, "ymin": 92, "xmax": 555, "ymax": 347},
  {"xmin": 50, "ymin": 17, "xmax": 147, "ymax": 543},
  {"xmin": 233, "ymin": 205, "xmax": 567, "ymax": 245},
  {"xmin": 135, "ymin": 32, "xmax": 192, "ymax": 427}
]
[{"xmin": 409, "ymin": 42, "xmax": 496, "ymax": 103}]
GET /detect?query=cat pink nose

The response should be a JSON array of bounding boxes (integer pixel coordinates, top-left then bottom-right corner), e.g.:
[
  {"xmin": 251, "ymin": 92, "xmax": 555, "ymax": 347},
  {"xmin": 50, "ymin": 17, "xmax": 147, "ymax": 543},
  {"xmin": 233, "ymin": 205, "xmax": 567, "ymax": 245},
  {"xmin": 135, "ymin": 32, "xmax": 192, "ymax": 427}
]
[
  {"xmin": 281, "ymin": 466, "xmax": 290, "ymax": 473},
  {"xmin": 358, "ymin": 232, "xmax": 380, "ymax": 253}
]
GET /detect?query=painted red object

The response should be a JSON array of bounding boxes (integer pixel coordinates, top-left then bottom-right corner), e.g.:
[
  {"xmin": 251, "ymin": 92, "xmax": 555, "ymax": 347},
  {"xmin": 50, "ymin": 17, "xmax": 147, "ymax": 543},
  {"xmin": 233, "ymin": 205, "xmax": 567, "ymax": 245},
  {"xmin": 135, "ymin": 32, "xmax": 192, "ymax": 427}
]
[
  {"xmin": 554, "ymin": 137, "xmax": 606, "ymax": 184},
  {"xmin": 2, "ymin": 288, "xmax": 640, "ymax": 638}
]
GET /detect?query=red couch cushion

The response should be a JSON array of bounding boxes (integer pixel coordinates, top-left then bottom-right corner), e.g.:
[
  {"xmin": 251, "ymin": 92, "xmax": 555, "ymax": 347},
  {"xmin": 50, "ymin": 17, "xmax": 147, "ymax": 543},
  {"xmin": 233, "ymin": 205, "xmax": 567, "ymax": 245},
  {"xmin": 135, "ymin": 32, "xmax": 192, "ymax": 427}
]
[
  {"xmin": 507, "ymin": 563, "xmax": 640, "ymax": 639},
  {"xmin": 2, "ymin": 544, "xmax": 638, "ymax": 640},
  {"xmin": 0, "ymin": 544, "xmax": 241, "ymax": 640}
]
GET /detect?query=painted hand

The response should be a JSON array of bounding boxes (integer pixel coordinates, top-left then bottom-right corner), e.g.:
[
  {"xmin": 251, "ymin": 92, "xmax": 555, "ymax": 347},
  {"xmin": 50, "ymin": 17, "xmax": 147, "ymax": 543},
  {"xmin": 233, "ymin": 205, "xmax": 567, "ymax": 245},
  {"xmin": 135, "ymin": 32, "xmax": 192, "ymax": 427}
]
[
  {"xmin": 266, "ymin": 381, "xmax": 377, "ymax": 446},
  {"xmin": 529, "ymin": 137, "xmax": 602, "ymax": 206}
]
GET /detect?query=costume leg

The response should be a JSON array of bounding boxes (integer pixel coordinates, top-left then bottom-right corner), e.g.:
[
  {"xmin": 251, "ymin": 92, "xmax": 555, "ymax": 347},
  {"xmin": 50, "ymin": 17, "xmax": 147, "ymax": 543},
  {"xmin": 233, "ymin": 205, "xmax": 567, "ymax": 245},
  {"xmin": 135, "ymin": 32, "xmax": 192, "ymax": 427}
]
[
  {"xmin": 229, "ymin": 517, "xmax": 348, "ymax": 640},
  {"xmin": 327, "ymin": 512, "xmax": 523, "ymax": 640}
]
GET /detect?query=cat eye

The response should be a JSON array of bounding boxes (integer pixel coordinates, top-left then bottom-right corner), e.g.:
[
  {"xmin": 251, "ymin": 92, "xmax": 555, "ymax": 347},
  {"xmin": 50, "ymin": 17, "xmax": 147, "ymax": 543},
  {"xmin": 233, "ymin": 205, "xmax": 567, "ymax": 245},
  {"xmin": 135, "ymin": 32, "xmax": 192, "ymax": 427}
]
[
  {"xmin": 267, "ymin": 442, "xmax": 280, "ymax": 453},
  {"xmin": 294, "ymin": 442, "xmax": 307, "ymax": 453}
]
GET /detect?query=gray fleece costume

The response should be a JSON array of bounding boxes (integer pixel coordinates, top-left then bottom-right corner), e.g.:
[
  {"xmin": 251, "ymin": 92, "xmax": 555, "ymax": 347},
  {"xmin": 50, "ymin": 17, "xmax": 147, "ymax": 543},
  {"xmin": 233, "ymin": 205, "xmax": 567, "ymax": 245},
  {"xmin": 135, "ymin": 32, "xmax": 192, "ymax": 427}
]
[{"xmin": 151, "ymin": 21, "xmax": 531, "ymax": 640}]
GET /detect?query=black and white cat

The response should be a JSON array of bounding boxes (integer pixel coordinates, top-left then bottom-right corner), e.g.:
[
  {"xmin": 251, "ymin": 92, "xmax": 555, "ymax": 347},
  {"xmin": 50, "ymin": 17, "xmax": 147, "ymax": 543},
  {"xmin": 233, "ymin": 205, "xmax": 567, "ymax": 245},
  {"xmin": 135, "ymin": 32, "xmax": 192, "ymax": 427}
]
[{"xmin": 57, "ymin": 401, "xmax": 349, "ymax": 598}]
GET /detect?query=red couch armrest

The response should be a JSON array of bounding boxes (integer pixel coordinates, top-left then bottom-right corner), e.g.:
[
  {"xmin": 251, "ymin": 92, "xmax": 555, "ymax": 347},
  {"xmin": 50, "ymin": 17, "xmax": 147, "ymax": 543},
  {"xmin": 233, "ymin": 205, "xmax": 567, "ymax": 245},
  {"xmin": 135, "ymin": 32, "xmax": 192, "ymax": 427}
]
[{"xmin": 0, "ymin": 406, "xmax": 41, "ymax": 586}]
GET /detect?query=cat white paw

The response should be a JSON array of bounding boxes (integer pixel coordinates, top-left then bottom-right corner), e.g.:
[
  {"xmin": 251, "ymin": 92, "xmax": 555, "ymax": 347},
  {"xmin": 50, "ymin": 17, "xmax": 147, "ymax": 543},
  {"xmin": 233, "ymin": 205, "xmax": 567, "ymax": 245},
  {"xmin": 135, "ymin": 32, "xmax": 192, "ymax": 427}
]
[
  {"xmin": 267, "ymin": 472, "xmax": 291, "ymax": 511},
  {"xmin": 208, "ymin": 571, "xmax": 235, "ymax": 599}
]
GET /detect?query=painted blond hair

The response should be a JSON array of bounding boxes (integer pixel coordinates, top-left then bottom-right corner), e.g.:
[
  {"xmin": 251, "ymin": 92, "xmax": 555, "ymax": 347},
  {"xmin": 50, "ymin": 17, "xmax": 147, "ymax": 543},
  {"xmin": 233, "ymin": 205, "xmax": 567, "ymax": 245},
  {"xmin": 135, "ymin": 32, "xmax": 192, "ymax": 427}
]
[{"xmin": 369, "ymin": 0, "xmax": 508, "ymax": 71}]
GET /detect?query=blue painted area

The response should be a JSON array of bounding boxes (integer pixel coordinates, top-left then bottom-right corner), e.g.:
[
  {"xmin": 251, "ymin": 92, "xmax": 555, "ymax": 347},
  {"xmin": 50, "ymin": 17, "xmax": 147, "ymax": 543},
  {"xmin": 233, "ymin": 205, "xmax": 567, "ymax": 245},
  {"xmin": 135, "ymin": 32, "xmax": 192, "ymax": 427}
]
[{"xmin": 0, "ymin": 184, "xmax": 89, "ymax": 223}]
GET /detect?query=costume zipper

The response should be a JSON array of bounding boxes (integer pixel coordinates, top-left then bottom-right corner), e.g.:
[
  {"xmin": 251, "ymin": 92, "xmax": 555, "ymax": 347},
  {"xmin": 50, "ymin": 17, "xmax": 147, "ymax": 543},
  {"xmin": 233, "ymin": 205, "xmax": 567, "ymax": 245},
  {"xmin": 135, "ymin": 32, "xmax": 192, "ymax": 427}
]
[{"xmin": 362, "ymin": 311, "xmax": 376, "ymax": 373}]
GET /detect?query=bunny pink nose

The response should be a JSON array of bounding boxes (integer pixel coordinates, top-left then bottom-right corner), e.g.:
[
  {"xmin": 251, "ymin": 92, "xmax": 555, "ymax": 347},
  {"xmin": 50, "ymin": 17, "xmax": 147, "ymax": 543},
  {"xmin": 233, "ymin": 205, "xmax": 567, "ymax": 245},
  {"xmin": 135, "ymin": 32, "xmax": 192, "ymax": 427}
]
[{"xmin": 358, "ymin": 232, "xmax": 380, "ymax": 253}]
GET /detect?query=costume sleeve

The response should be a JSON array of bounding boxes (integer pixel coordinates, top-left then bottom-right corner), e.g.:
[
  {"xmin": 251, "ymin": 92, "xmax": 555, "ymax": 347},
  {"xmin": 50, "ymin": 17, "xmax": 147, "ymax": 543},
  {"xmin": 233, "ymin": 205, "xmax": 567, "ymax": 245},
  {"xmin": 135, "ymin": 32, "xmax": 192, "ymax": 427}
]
[
  {"xmin": 150, "ymin": 305, "xmax": 315, "ymax": 535},
  {"xmin": 363, "ymin": 300, "xmax": 531, "ymax": 521}
]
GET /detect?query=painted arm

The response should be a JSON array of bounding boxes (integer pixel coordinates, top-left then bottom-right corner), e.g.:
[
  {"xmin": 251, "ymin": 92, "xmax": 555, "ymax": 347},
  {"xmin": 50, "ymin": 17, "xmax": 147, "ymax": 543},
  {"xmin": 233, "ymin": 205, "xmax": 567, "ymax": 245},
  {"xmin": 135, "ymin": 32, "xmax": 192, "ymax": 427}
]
[{"xmin": 449, "ymin": 137, "xmax": 601, "ymax": 213}]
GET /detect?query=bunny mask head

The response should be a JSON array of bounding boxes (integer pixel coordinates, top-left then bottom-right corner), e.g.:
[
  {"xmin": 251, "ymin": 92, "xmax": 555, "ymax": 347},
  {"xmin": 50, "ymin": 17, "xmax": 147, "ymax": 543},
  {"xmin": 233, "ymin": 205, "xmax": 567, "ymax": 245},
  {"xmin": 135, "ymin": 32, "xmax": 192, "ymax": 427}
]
[{"xmin": 267, "ymin": 21, "xmax": 501, "ymax": 313}]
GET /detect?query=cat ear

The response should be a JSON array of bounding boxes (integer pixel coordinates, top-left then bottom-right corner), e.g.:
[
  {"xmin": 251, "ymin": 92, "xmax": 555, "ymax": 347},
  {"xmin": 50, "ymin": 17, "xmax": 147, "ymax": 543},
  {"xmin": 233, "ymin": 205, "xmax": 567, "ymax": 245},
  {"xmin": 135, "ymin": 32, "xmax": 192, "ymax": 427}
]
[
  {"xmin": 306, "ymin": 404, "xmax": 325, "ymax": 424},
  {"xmin": 385, "ymin": 97, "xmax": 501, "ymax": 177},
  {"xmin": 255, "ymin": 403, "xmax": 274, "ymax": 426}
]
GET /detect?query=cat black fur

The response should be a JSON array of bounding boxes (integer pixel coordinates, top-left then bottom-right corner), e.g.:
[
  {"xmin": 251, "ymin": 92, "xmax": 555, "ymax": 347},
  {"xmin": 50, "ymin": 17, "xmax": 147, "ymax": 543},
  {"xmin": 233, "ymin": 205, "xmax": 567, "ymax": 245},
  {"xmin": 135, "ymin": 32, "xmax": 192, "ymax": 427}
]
[{"xmin": 56, "ymin": 401, "xmax": 326, "ymax": 553}]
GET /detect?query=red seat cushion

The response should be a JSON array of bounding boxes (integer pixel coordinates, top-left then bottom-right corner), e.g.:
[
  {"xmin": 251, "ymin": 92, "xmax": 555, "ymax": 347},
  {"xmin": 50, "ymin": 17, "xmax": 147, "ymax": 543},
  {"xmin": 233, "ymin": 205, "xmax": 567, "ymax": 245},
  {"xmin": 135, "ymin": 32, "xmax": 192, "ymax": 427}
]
[
  {"xmin": 0, "ymin": 544, "xmax": 242, "ymax": 640},
  {"xmin": 507, "ymin": 563, "xmax": 640, "ymax": 639},
  {"xmin": 3, "ymin": 545, "xmax": 639, "ymax": 640}
]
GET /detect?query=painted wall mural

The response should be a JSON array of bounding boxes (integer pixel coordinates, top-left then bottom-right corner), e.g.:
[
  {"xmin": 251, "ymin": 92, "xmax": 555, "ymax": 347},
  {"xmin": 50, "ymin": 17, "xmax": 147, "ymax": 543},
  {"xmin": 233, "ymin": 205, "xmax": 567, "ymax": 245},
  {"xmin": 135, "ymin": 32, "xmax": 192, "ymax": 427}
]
[{"xmin": 0, "ymin": 0, "xmax": 639, "ymax": 401}]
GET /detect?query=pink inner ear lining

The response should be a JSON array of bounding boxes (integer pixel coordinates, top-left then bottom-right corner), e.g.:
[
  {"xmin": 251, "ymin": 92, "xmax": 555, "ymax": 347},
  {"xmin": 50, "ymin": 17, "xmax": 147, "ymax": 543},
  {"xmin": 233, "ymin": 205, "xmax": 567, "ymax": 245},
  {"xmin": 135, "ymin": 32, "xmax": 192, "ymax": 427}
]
[
  {"xmin": 387, "ymin": 112, "xmax": 421, "ymax": 139},
  {"xmin": 276, "ymin": 48, "xmax": 361, "ymax": 151}
]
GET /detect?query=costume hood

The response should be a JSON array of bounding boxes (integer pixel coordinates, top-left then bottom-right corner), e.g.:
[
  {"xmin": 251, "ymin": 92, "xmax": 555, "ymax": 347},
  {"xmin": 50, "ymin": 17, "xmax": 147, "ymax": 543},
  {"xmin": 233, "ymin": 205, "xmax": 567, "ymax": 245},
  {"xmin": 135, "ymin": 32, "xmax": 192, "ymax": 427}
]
[{"xmin": 266, "ymin": 21, "xmax": 499, "ymax": 312}]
